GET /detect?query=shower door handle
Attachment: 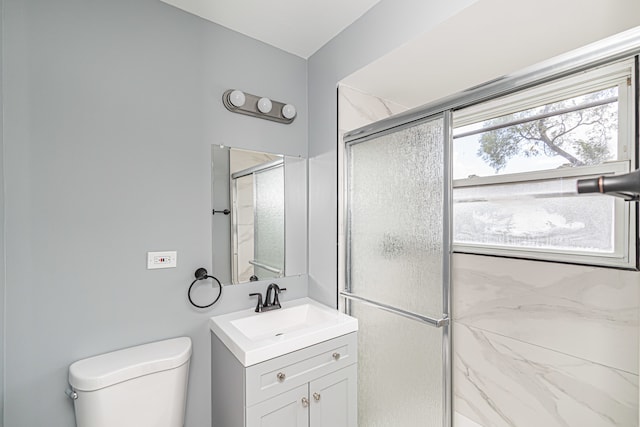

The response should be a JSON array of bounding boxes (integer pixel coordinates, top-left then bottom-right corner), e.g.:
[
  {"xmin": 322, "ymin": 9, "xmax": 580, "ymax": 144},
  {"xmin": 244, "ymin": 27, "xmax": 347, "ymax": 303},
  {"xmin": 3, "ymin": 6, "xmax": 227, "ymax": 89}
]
[{"xmin": 340, "ymin": 291, "xmax": 449, "ymax": 328}]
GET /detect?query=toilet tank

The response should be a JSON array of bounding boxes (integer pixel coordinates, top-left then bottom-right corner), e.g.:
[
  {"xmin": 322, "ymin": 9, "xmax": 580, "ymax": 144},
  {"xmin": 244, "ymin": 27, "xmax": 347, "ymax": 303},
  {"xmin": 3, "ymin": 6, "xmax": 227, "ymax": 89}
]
[{"xmin": 69, "ymin": 337, "xmax": 192, "ymax": 427}]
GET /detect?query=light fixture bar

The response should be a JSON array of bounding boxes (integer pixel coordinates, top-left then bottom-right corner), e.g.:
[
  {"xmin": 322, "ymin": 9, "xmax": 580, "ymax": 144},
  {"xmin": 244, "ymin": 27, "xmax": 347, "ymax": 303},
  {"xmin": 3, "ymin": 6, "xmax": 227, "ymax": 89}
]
[{"xmin": 222, "ymin": 89, "xmax": 296, "ymax": 124}]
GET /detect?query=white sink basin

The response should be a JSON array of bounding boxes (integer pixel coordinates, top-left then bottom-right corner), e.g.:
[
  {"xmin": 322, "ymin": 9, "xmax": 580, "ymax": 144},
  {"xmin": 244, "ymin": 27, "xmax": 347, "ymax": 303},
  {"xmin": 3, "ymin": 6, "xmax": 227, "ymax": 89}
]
[{"xmin": 209, "ymin": 297, "xmax": 358, "ymax": 366}]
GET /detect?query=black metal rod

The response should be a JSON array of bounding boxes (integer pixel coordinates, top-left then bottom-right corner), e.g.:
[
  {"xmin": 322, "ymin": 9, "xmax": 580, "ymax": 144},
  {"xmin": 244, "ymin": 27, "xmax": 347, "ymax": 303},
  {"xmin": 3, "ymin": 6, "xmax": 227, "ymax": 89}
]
[
  {"xmin": 577, "ymin": 169, "xmax": 640, "ymax": 201},
  {"xmin": 212, "ymin": 209, "xmax": 230, "ymax": 215}
]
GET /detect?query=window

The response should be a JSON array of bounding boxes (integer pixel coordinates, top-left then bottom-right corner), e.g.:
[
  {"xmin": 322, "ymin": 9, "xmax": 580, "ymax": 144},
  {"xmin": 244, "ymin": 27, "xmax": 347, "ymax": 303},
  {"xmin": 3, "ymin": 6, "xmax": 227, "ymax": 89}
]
[{"xmin": 452, "ymin": 59, "xmax": 637, "ymax": 268}]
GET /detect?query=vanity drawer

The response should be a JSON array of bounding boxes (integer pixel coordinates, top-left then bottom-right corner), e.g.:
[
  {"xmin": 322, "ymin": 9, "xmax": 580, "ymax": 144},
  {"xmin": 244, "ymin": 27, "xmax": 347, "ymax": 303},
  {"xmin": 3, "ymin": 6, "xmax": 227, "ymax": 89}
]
[{"xmin": 245, "ymin": 332, "xmax": 357, "ymax": 406}]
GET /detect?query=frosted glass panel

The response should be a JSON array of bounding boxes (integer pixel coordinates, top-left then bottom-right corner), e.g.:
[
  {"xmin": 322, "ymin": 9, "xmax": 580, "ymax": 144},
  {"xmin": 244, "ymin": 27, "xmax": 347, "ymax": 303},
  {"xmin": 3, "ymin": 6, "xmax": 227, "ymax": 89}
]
[
  {"xmin": 352, "ymin": 301, "xmax": 443, "ymax": 427},
  {"xmin": 348, "ymin": 117, "xmax": 445, "ymax": 317},
  {"xmin": 254, "ymin": 165, "xmax": 285, "ymax": 279},
  {"xmin": 453, "ymin": 177, "xmax": 616, "ymax": 252}
]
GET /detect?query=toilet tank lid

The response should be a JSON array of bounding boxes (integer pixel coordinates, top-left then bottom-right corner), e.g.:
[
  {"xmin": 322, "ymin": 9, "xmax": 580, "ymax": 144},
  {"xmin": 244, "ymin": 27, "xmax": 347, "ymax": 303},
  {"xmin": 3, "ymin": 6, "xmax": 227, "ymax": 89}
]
[{"xmin": 68, "ymin": 337, "xmax": 192, "ymax": 391}]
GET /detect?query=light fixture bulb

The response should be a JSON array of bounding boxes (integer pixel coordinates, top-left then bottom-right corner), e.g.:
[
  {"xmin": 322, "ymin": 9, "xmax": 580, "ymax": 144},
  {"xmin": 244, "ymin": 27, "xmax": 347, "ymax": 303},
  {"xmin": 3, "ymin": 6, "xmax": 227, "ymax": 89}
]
[
  {"xmin": 229, "ymin": 90, "xmax": 246, "ymax": 107},
  {"xmin": 257, "ymin": 97, "xmax": 273, "ymax": 114},
  {"xmin": 281, "ymin": 104, "xmax": 297, "ymax": 119}
]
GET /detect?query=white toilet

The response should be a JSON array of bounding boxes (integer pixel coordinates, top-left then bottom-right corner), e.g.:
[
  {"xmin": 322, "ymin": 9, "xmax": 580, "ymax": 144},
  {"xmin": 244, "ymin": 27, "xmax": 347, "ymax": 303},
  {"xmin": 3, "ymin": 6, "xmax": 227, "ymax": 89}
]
[{"xmin": 68, "ymin": 336, "xmax": 192, "ymax": 427}]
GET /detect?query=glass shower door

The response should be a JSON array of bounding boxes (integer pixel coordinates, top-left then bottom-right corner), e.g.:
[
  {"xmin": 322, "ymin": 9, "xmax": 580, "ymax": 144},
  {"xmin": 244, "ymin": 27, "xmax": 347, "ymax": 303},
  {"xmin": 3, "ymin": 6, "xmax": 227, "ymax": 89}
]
[
  {"xmin": 342, "ymin": 113, "xmax": 451, "ymax": 426},
  {"xmin": 254, "ymin": 164, "xmax": 285, "ymax": 279}
]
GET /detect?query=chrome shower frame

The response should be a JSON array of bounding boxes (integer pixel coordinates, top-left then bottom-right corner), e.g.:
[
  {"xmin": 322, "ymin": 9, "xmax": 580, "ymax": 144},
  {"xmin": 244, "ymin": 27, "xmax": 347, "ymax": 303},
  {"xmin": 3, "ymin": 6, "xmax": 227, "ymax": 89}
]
[{"xmin": 341, "ymin": 111, "xmax": 452, "ymax": 427}]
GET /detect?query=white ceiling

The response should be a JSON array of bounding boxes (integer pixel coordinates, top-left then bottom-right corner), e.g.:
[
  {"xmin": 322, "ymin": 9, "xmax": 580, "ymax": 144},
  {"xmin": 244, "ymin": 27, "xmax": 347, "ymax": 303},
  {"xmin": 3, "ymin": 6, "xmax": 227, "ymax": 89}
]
[
  {"xmin": 342, "ymin": 0, "xmax": 640, "ymax": 109},
  {"xmin": 159, "ymin": 0, "xmax": 383, "ymax": 58},
  {"xmin": 160, "ymin": 0, "xmax": 640, "ymax": 110}
]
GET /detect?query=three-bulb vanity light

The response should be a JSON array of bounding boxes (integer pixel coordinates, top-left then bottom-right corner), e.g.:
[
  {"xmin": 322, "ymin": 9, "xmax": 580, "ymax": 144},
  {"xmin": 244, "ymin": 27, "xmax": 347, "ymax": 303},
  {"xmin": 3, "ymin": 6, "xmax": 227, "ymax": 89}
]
[{"xmin": 223, "ymin": 89, "xmax": 297, "ymax": 124}]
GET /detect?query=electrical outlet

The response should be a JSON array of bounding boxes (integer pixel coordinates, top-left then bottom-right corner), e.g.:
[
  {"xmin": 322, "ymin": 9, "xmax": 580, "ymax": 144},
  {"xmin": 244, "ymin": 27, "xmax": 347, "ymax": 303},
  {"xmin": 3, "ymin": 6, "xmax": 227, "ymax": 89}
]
[{"xmin": 147, "ymin": 251, "xmax": 177, "ymax": 269}]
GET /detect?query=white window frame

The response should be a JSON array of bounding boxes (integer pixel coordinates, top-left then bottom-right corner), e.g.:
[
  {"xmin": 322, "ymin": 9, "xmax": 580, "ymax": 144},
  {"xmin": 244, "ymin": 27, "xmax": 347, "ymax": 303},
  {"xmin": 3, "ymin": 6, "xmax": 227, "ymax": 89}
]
[{"xmin": 452, "ymin": 59, "xmax": 637, "ymax": 269}]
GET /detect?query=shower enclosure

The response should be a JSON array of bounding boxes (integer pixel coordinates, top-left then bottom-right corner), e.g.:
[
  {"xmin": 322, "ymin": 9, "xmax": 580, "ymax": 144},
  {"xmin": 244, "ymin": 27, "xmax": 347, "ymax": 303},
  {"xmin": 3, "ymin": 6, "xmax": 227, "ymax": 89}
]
[
  {"xmin": 339, "ymin": 29, "xmax": 640, "ymax": 427},
  {"xmin": 341, "ymin": 113, "xmax": 452, "ymax": 427},
  {"xmin": 231, "ymin": 159, "xmax": 285, "ymax": 283}
]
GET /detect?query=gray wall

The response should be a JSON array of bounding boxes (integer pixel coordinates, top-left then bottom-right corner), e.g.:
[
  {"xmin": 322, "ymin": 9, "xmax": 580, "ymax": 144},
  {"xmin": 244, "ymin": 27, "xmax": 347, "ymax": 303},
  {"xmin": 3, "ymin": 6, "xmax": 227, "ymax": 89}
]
[
  {"xmin": 2, "ymin": 0, "xmax": 307, "ymax": 426},
  {"xmin": 306, "ymin": 0, "xmax": 478, "ymax": 306},
  {"xmin": 0, "ymin": 0, "xmax": 5, "ymax": 424},
  {"xmin": 211, "ymin": 147, "xmax": 232, "ymax": 283}
]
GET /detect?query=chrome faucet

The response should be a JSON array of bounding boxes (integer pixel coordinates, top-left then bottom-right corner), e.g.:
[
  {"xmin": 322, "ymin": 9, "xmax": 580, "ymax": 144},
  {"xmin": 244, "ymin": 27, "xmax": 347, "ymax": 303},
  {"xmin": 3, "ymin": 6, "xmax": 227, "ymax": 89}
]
[{"xmin": 249, "ymin": 283, "xmax": 287, "ymax": 313}]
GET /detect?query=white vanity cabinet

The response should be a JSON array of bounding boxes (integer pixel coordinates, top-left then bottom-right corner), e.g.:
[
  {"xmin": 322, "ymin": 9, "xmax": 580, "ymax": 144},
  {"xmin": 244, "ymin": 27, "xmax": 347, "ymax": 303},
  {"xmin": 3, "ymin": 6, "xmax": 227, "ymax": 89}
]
[
  {"xmin": 211, "ymin": 331, "xmax": 357, "ymax": 427},
  {"xmin": 246, "ymin": 365, "xmax": 357, "ymax": 427}
]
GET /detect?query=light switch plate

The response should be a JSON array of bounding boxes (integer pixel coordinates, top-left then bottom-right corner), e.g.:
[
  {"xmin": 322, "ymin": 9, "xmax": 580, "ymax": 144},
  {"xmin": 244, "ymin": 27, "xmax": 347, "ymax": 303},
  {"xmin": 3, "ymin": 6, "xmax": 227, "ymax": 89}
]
[{"xmin": 147, "ymin": 251, "xmax": 177, "ymax": 269}]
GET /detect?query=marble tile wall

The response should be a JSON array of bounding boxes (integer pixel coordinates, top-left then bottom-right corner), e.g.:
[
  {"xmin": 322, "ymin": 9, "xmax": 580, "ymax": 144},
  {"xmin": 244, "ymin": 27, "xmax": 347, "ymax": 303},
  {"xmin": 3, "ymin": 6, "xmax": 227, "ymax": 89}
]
[
  {"xmin": 338, "ymin": 84, "xmax": 408, "ymax": 135},
  {"xmin": 453, "ymin": 253, "xmax": 639, "ymax": 427},
  {"xmin": 453, "ymin": 254, "xmax": 639, "ymax": 373},
  {"xmin": 454, "ymin": 323, "xmax": 637, "ymax": 427}
]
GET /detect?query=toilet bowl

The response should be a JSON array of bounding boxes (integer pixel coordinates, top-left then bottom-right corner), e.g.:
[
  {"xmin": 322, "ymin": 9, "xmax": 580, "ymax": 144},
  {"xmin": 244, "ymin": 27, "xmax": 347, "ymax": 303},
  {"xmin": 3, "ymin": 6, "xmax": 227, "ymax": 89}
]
[{"xmin": 68, "ymin": 336, "xmax": 192, "ymax": 427}]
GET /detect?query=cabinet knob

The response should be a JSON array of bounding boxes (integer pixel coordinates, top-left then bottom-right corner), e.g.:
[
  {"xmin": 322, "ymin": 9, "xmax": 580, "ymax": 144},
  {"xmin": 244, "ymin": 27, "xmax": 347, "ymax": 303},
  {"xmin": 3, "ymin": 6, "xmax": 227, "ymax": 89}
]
[
  {"xmin": 276, "ymin": 372, "xmax": 286, "ymax": 382},
  {"xmin": 313, "ymin": 392, "xmax": 321, "ymax": 401},
  {"xmin": 301, "ymin": 397, "xmax": 309, "ymax": 407},
  {"xmin": 332, "ymin": 352, "xmax": 341, "ymax": 361}
]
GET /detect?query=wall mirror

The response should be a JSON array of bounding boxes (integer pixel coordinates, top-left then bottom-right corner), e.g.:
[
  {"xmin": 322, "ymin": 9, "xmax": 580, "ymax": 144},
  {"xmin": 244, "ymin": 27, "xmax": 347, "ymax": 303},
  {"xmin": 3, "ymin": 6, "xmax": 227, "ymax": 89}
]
[{"xmin": 212, "ymin": 146, "xmax": 307, "ymax": 285}]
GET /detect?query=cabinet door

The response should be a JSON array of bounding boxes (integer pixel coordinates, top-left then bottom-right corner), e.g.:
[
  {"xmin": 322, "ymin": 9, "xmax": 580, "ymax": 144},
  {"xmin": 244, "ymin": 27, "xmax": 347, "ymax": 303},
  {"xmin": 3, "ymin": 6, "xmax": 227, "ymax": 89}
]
[
  {"xmin": 246, "ymin": 384, "xmax": 309, "ymax": 427},
  {"xmin": 309, "ymin": 364, "xmax": 357, "ymax": 427}
]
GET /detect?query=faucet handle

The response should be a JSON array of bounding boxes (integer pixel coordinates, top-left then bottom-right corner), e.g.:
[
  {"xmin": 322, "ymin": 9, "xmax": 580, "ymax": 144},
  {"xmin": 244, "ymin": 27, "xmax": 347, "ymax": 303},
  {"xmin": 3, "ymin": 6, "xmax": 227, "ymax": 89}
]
[{"xmin": 249, "ymin": 293, "xmax": 264, "ymax": 312}]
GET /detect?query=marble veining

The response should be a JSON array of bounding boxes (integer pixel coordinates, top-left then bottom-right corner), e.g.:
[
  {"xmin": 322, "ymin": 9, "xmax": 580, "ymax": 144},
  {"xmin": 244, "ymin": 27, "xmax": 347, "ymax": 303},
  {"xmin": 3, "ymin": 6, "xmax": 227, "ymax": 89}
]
[
  {"xmin": 338, "ymin": 84, "xmax": 408, "ymax": 134},
  {"xmin": 452, "ymin": 253, "xmax": 639, "ymax": 374},
  {"xmin": 454, "ymin": 323, "xmax": 638, "ymax": 427}
]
